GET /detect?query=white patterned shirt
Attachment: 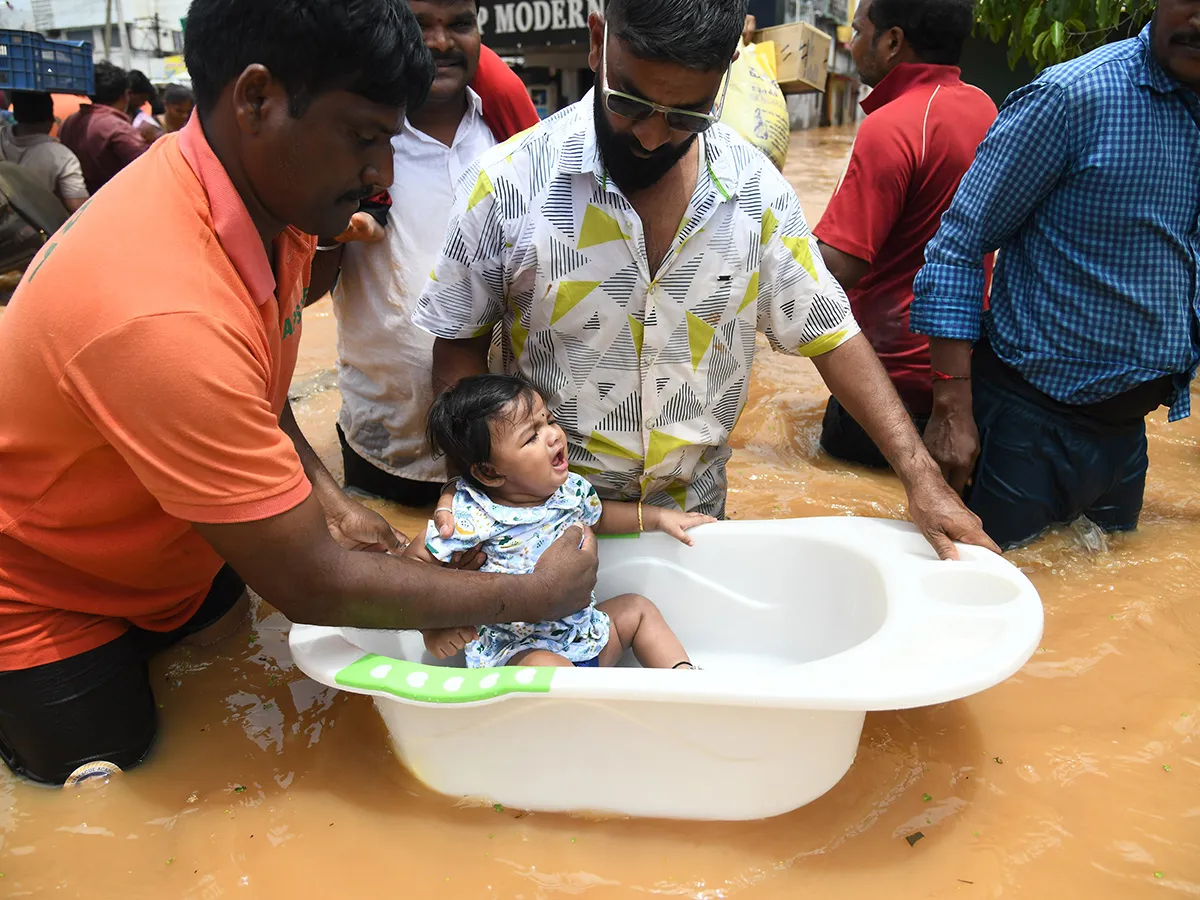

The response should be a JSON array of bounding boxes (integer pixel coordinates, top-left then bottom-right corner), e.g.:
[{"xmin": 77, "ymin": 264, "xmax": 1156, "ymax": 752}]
[{"xmin": 413, "ymin": 92, "xmax": 858, "ymax": 516}]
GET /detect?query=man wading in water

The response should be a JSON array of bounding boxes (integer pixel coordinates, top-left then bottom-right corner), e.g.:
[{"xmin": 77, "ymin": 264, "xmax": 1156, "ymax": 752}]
[
  {"xmin": 0, "ymin": 0, "xmax": 596, "ymax": 786},
  {"xmin": 417, "ymin": 0, "xmax": 999, "ymax": 560}
]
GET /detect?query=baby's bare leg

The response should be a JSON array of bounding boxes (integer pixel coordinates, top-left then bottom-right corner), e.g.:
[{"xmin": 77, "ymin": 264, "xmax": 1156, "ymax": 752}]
[
  {"xmin": 596, "ymin": 594, "xmax": 691, "ymax": 669},
  {"xmin": 508, "ymin": 649, "xmax": 576, "ymax": 667}
]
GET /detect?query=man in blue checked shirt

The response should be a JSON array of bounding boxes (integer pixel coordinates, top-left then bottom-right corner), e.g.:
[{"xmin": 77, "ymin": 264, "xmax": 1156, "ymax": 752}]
[{"xmin": 911, "ymin": 0, "xmax": 1200, "ymax": 550}]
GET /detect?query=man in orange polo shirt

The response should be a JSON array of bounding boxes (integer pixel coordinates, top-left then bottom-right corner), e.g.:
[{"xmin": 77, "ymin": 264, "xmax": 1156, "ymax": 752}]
[{"xmin": 0, "ymin": 0, "xmax": 597, "ymax": 786}]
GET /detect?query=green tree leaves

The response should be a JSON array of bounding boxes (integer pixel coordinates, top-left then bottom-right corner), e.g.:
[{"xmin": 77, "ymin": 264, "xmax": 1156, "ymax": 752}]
[{"xmin": 975, "ymin": 0, "xmax": 1155, "ymax": 70}]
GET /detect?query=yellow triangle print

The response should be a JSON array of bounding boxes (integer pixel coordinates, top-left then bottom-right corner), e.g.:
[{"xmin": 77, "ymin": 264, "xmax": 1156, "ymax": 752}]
[
  {"xmin": 761, "ymin": 207, "xmax": 779, "ymax": 246},
  {"xmin": 781, "ymin": 235, "xmax": 820, "ymax": 281},
  {"xmin": 497, "ymin": 124, "xmax": 537, "ymax": 158},
  {"xmin": 428, "ymin": 268, "xmax": 438, "ymax": 283},
  {"xmin": 645, "ymin": 430, "xmax": 694, "ymax": 471},
  {"xmin": 586, "ymin": 431, "xmax": 643, "ymax": 462},
  {"xmin": 737, "ymin": 271, "xmax": 760, "ymax": 314},
  {"xmin": 510, "ymin": 319, "xmax": 529, "ymax": 361},
  {"xmin": 628, "ymin": 315, "xmax": 644, "ymax": 357},
  {"xmin": 798, "ymin": 329, "xmax": 849, "ymax": 358},
  {"xmin": 470, "ymin": 323, "xmax": 493, "ymax": 338},
  {"xmin": 685, "ymin": 311, "xmax": 717, "ymax": 371},
  {"xmin": 578, "ymin": 205, "xmax": 630, "ymax": 250},
  {"xmin": 666, "ymin": 481, "xmax": 688, "ymax": 511},
  {"xmin": 552, "ymin": 280, "xmax": 602, "ymax": 324},
  {"xmin": 467, "ymin": 170, "xmax": 495, "ymax": 211}
]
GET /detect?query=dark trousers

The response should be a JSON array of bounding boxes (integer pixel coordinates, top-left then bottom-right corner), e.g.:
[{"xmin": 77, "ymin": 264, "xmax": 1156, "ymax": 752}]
[
  {"xmin": 0, "ymin": 566, "xmax": 246, "ymax": 785},
  {"xmin": 338, "ymin": 424, "xmax": 443, "ymax": 508},
  {"xmin": 820, "ymin": 396, "xmax": 930, "ymax": 470},
  {"xmin": 965, "ymin": 374, "xmax": 1148, "ymax": 551}
]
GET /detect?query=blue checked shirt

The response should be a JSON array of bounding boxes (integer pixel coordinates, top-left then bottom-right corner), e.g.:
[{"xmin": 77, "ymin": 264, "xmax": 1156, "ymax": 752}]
[{"xmin": 912, "ymin": 27, "xmax": 1200, "ymax": 420}]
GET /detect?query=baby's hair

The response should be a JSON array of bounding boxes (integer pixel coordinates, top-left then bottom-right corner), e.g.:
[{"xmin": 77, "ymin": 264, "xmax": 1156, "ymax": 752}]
[{"xmin": 428, "ymin": 375, "xmax": 542, "ymax": 488}]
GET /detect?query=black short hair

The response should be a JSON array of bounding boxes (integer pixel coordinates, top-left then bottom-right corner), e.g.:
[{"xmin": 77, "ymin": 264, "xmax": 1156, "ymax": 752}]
[
  {"xmin": 605, "ymin": 0, "xmax": 746, "ymax": 71},
  {"xmin": 92, "ymin": 60, "xmax": 129, "ymax": 105},
  {"xmin": 428, "ymin": 375, "xmax": 540, "ymax": 488},
  {"xmin": 183, "ymin": 0, "xmax": 434, "ymax": 117},
  {"xmin": 163, "ymin": 83, "xmax": 195, "ymax": 106},
  {"xmin": 128, "ymin": 69, "xmax": 156, "ymax": 98},
  {"xmin": 867, "ymin": 0, "xmax": 974, "ymax": 66},
  {"xmin": 11, "ymin": 91, "xmax": 53, "ymax": 125}
]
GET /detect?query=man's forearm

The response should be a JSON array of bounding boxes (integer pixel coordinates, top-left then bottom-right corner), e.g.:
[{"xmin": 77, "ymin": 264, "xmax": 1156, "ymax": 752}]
[
  {"xmin": 280, "ymin": 400, "xmax": 346, "ymax": 509},
  {"xmin": 314, "ymin": 550, "xmax": 550, "ymax": 630},
  {"xmin": 432, "ymin": 335, "xmax": 491, "ymax": 394},
  {"xmin": 811, "ymin": 334, "xmax": 941, "ymax": 487},
  {"xmin": 195, "ymin": 494, "xmax": 584, "ymax": 631},
  {"xmin": 929, "ymin": 337, "xmax": 974, "ymax": 413}
]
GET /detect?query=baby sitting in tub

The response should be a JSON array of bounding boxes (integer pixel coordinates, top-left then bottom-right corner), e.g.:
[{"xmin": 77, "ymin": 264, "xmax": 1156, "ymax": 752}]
[{"xmin": 405, "ymin": 374, "xmax": 713, "ymax": 670}]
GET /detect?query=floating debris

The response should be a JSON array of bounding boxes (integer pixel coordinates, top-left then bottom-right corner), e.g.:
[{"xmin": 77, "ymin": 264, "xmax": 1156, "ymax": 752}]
[{"xmin": 905, "ymin": 832, "xmax": 925, "ymax": 847}]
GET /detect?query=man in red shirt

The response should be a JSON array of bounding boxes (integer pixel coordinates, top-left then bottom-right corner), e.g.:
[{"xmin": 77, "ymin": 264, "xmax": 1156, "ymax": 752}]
[
  {"xmin": 815, "ymin": 0, "xmax": 996, "ymax": 468},
  {"xmin": 58, "ymin": 61, "xmax": 147, "ymax": 194}
]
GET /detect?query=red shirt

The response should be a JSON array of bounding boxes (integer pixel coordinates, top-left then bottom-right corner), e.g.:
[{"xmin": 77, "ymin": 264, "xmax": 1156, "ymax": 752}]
[
  {"xmin": 474, "ymin": 44, "xmax": 541, "ymax": 139},
  {"xmin": 815, "ymin": 64, "xmax": 997, "ymax": 414},
  {"xmin": 58, "ymin": 102, "xmax": 147, "ymax": 194}
]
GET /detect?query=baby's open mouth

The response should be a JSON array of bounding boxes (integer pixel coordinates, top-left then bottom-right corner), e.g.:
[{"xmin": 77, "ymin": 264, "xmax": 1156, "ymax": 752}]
[{"xmin": 551, "ymin": 448, "xmax": 567, "ymax": 469}]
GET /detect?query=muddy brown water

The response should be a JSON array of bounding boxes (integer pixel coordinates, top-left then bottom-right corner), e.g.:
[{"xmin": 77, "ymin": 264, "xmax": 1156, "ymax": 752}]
[{"xmin": 1, "ymin": 127, "xmax": 1197, "ymax": 898}]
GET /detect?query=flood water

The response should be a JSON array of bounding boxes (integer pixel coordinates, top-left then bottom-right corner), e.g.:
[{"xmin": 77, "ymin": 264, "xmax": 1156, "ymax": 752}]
[{"xmin": 1, "ymin": 126, "xmax": 1198, "ymax": 898}]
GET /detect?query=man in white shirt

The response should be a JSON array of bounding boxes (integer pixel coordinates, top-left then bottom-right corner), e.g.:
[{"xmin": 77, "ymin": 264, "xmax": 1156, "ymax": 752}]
[
  {"xmin": 326, "ymin": 0, "xmax": 535, "ymax": 507},
  {"xmin": 0, "ymin": 92, "xmax": 88, "ymax": 213}
]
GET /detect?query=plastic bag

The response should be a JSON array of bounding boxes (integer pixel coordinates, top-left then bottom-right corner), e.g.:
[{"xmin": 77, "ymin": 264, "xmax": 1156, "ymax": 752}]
[{"xmin": 719, "ymin": 40, "xmax": 791, "ymax": 171}]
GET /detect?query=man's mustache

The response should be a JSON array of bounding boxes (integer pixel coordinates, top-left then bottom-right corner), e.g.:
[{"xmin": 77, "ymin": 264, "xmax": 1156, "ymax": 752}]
[{"xmin": 1170, "ymin": 31, "xmax": 1200, "ymax": 48}]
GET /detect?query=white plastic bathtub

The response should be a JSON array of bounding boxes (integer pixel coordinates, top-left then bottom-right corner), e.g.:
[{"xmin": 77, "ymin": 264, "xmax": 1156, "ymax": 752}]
[{"xmin": 289, "ymin": 517, "xmax": 1043, "ymax": 821}]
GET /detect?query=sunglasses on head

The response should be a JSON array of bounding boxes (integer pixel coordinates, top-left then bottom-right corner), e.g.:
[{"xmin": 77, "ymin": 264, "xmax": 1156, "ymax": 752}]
[{"xmin": 599, "ymin": 23, "xmax": 730, "ymax": 135}]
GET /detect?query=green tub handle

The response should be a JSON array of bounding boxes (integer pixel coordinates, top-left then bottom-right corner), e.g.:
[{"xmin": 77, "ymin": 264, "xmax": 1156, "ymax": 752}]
[{"xmin": 335, "ymin": 653, "xmax": 556, "ymax": 704}]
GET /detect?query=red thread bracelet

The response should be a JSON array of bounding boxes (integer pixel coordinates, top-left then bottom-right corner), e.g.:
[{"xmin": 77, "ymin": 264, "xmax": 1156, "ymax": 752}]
[{"xmin": 931, "ymin": 369, "xmax": 971, "ymax": 382}]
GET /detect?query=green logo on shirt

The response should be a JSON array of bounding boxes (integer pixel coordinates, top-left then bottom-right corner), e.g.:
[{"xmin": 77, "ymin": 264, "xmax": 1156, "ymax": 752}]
[{"xmin": 282, "ymin": 299, "xmax": 302, "ymax": 340}]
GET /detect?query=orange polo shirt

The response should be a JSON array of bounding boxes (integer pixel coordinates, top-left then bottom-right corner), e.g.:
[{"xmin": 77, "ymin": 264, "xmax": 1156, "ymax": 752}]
[{"xmin": 0, "ymin": 114, "xmax": 314, "ymax": 671}]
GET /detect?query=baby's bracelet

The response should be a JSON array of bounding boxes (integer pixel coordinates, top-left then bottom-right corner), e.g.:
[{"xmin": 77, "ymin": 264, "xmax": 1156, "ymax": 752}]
[{"xmin": 637, "ymin": 500, "xmax": 644, "ymax": 533}]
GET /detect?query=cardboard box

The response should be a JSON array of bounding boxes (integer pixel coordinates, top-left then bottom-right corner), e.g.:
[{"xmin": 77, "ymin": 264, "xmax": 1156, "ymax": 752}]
[{"xmin": 753, "ymin": 21, "xmax": 832, "ymax": 94}]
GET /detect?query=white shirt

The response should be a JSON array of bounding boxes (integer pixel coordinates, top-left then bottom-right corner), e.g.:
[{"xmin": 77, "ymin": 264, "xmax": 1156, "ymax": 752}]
[
  {"xmin": 333, "ymin": 88, "xmax": 496, "ymax": 482},
  {"xmin": 414, "ymin": 93, "xmax": 857, "ymax": 517}
]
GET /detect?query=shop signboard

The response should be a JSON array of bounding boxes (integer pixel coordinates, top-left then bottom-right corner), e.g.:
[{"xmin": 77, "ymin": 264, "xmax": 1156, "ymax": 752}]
[{"xmin": 477, "ymin": 0, "xmax": 602, "ymax": 50}]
